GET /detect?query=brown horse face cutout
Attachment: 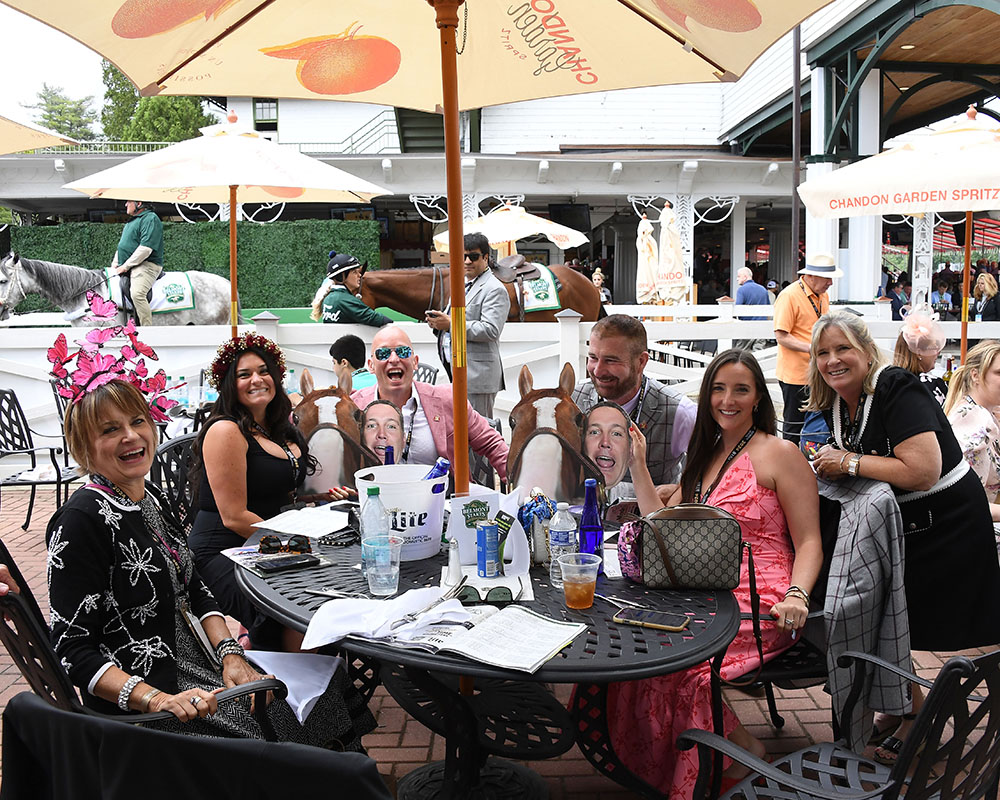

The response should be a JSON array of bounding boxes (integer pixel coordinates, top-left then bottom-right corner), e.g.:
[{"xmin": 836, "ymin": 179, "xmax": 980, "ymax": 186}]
[
  {"xmin": 507, "ymin": 362, "xmax": 597, "ymax": 502},
  {"xmin": 294, "ymin": 370, "xmax": 377, "ymax": 496}
]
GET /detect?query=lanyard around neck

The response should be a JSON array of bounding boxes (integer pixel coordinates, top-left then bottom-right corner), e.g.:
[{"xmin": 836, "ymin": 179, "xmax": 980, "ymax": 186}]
[
  {"xmin": 252, "ymin": 422, "xmax": 299, "ymax": 482},
  {"xmin": 799, "ymin": 279, "xmax": 822, "ymax": 319},
  {"xmin": 694, "ymin": 426, "xmax": 756, "ymax": 503},
  {"xmin": 628, "ymin": 376, "xmax": 648, "ymax": 423}
]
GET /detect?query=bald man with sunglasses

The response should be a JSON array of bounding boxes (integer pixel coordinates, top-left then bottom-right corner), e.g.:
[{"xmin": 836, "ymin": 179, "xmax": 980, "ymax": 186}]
[{"xmin": 351, "ymin": 325, "xmax": 509, "ymax": 483}]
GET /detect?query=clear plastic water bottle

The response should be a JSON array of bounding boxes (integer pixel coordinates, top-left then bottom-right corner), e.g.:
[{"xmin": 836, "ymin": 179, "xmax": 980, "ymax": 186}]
[
  {"xmin": 548, "ymin": 502, "xmax": 578, "ymax": 588},
  {"xmin": 422, "ymin": 457, "xmax": 450, "ymax": 480},
  {"xmin": 285, "ymin": 368, "xmax": 297, "ymax": 395},
  {"xmin": 360, "ymin": 486, "xmax": 390, "ymax": 577},
  {"xmin": 578, "ymin": 478, "xmax": 605, "ymax": 575}
]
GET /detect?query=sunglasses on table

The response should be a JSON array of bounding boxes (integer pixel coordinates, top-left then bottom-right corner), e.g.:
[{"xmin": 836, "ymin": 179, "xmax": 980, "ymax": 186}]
[
  {"xmin": 373, "ymin": 345, "xmax": 413, "ymax": 361},
  {"xmin": 456, "ymin": 584, "xmax": 522, "ymax": 606},
  {"xmin": 259, "ymin": 534, "xmax": 312, "ymax": 554}
]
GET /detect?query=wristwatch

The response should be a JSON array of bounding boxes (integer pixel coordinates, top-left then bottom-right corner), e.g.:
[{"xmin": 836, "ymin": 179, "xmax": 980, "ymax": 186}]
[{"xmin": 847, "ymin": 455, "xmax": 862, "ymax": 477}]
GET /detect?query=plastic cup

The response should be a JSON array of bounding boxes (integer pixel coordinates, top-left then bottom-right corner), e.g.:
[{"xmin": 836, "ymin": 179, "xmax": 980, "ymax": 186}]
[
  {"xmin": 557, "ymin": 553, "xmax": 601, "ymax": 609},
  {"xmin": 361, "ymin": 535, "xmax": 403, "ymax": 596}
]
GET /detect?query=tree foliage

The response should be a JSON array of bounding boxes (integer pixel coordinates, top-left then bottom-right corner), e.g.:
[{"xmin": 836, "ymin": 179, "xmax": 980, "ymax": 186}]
[
  {"xmin": 101, "ymin": 61, "xmax": 216, "ymax": 142},
  {"xmin": 100, "ymin": 60, "xmax": 138, "ymax": 140},
  {"xmin": 122, "ymin": 96, "xmax": 217, "ymax": 142},
  {"xmin": 22, "ymin": 84, "xmax": 97, "ymax": 141}
]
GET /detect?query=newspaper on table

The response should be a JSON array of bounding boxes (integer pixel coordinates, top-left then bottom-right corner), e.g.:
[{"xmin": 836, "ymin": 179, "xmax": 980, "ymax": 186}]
[
  {"xmin": 252, "ymin": 505, "xmax": 350, "ymax": 538},
  {"xmin": 388, "ymin": 604, "xmax": 586, "ymax": 673}
]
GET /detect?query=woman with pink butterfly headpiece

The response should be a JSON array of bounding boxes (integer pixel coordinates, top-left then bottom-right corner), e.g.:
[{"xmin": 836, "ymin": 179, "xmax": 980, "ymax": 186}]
[
  {"xmin": 893, "ymin": 306, "xmax": 948, "ymax": 407},
  {"xmin": 44, "ymin": 319, "xmax": 376, "ymax": 749}
]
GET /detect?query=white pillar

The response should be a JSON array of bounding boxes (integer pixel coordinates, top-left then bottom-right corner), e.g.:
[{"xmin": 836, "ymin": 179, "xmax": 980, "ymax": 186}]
[
  {"xmin": 845, "ymin": 69, "xmax": 882, "ymax": 301},
  {"xmin": 556, "ymin": 309, "xmax": 584, "ymax": 376},
  {"xmin": 730, "ymin": 199, "xmax": 747, "ymax": 296},
  {"xmin": 912, "ymin": 214, "xmax": 934, "ymax": 307},
  {"xmin": 805, "ymin": 66, "xmax": 839, "ymax": 267}
]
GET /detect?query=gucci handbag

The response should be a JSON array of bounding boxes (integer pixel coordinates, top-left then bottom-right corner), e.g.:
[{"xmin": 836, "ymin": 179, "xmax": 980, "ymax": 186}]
[{"xmin": 631, "ymin": 503, "xmax": 744, "ymax": 589}]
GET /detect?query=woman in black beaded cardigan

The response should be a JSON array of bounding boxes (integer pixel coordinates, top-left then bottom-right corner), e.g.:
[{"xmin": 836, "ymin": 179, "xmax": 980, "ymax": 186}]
[{"xmin": 47, "ymin": 379, "xmax": 374, "ymax": 747}]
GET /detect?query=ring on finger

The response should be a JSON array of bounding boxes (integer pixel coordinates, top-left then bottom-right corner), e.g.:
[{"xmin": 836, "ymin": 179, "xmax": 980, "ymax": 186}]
[{"xmin": 190, "ymin": 696, "xmax": 201, "ymax": 707}]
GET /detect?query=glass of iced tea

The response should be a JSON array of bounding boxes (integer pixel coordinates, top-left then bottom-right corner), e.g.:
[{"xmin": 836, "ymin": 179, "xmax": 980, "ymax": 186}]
[{"xmin": 557, "ymin": 553, "xmax": 602, "ymax": 609}]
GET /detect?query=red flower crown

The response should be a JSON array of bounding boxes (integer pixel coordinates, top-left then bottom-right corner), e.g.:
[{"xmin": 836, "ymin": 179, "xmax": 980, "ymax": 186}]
[
  {"xmin": 208, "ymin": 332, "xmax": 286, "ymax": 390},
  {"xmin": 47, "ymin": 292, "xmax": 178, "ymax": 422}
]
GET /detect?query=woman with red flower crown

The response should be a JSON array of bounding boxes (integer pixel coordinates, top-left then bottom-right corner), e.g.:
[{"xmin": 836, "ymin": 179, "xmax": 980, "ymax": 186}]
[{"xmin": 188, "ymin": 333, "xmax": 312, "ymax": 652}]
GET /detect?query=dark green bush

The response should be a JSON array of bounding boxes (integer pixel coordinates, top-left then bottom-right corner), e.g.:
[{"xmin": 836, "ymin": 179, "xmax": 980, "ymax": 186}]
[{"xmin": 10, "ymin": 219, "xmax": 379, "ymax": 312}]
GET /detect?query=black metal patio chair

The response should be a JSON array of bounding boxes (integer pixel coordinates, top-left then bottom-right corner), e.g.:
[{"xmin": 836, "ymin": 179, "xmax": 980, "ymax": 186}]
[
  {"xmin": 468, "ymin": 417, "xmax": 506, "ymax": 492},
  {"xmin": 149, "ymin": 432, "xmax": 199, "ymax": 536},
  {"xmin": 680, "ymin": 649, "xmax": 1000, "ymax": 800},
  {"xmin": 0, "ymin": 388, "xmax": 80, "ymax": 530},
  {"xmin": 0, "ymin": 536, "xmax": 284, "ymax": 738},
  {"xmin": 414, "ymin": 363, "xmax": 439, "ymax": 385}
]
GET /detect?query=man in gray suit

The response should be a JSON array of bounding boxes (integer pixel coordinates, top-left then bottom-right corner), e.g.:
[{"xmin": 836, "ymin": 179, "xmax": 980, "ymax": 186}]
[
  {"xmin": 426, "ymin": 232, "xmax": 511, "ymax": 418},
  {"xmin": 572, "ymin": 315, "xmax": 696, "ymax": 502}
]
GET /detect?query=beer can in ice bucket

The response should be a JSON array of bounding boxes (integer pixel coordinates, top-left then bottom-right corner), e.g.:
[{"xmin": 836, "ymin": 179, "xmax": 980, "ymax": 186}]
[{"xmin": 476, "ymin": 519, "xmax": 499, "ymax": 578}]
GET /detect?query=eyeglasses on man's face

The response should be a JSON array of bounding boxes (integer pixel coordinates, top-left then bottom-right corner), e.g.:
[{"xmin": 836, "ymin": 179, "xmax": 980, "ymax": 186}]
[
  {"xmin": 464, "ymin": 251, "xmax": 484, "ymax": 263},
  {"xmin": 373, "ymin": 345, "xmax": 413, "ymax": 361}
]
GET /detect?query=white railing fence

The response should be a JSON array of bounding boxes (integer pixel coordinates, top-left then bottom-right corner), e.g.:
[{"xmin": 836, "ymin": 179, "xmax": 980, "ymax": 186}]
[{"xmin": 2, "ymin": 307, "xmax": 994, "ymax": 478}]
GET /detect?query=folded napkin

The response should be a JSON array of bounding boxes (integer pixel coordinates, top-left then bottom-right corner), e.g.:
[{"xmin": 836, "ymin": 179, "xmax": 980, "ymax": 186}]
[
  {"xmin": 246, "ymin": 650, "xmax": 344, "ymax": 724},
  {"xmin": 301, "ymin": 586, "xmax": 471, "ymax": 650}
]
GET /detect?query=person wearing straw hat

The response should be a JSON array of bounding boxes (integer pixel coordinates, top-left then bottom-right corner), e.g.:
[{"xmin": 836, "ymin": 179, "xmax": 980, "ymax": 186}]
[
  {"xmin": 773, "ymin": 253, "xmax": 842, "ymax": 444},
  {"xmin": 311, "ymin": 251, "xmax": 392, "ymax": 327}
]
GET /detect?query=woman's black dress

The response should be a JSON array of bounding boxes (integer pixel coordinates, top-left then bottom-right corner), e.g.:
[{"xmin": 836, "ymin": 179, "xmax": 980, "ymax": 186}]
[
  {"xmin": 827, "ymin": 366, "xmax": 1000, "ymax": 650},
  {"xmin": 189, "ymin": 420, "xmax": 306, "ymax": 650}
]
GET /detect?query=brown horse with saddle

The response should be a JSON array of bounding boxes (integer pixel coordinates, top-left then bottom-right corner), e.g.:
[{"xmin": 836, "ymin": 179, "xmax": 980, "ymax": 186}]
[{"xmin": 360, "ymin": 257, "xmax": 604, "ymax": 322}]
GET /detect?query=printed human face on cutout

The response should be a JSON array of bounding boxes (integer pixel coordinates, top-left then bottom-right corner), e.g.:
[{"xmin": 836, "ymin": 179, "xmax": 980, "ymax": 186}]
[{"xmin": 583, "ymin": 405, "xmax": 632, "ymax": 487}]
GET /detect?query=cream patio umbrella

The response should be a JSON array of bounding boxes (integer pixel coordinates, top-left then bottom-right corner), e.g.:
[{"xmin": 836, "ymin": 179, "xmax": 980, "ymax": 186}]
[
  {"xmin": 63, "ymin": 116, "xmax": 388, "ymax": 337},
  {"xmin": 797, "ymin": 106, "xmax": 1000, "ymax": 358},
  {"xmin": 432, "ymin": 204, "xmax": 588, "ymax": 254},
  {"xmin": 1, "ymin": 0, "xmax": 838, "ymax": 494},
  {"xmin": 0, "ymin": 114, "xmax": 77, "ymax": 155}
]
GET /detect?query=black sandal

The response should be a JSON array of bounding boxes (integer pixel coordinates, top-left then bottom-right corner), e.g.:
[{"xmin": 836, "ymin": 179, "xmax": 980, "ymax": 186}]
[
  {"xmin": 873, "ymin": 713, "xmax": 919, "ymax": 765},
  {"xmin": 868, "ymin": 711, "xmax": 916, "ymax": 747}
]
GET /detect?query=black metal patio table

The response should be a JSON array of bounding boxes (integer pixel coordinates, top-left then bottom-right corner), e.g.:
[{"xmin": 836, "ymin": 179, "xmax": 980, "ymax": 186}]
[{"xmin": 237, "ymin": 541, "xmax": 740, "ymax": 800}]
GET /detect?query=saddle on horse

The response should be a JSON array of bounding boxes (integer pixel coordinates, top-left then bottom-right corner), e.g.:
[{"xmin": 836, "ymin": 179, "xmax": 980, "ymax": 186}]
[
  {"xmin": 119, "ymin": 267, "xmax": 164, "ymax": 323},
  {"xmin": 493, "ymin": 255, "xmax": 559, "ymax": 321}
]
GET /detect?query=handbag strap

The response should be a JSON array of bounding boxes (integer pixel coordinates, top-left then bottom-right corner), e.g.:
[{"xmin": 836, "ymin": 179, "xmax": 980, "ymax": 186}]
[
  {"xmin": 649, "ymin": 522, "xmax": 680, "ymax": 587},
  {"xmin": 713, "ymin": 542, "xmax": 766, "ymax": 688}
]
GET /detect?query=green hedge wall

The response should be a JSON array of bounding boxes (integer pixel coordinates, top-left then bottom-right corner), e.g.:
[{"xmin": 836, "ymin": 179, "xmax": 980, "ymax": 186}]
[{"xmin": 11, "ymin": 219, "xmax": 379, "ymax": 312}]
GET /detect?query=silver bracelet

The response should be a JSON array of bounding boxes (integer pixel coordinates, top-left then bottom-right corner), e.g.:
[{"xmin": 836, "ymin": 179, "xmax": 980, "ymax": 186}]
[
  {"xmin": 216, "ymin": 638, "xmax": 246, "ymax": 661},
  {"xmin": 118, "ymin": 674, "xmax": 143, "ymax": 711}
]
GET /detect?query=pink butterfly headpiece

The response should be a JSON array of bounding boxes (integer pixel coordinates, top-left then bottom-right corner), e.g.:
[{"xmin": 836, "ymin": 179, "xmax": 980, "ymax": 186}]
[
  {"xmin": 208, "ymin": 332, "xmax": 286, "ymax": 390},
  {"xmin": 47, "ymin": 292, "xmax": 179, "ymax": 422}
]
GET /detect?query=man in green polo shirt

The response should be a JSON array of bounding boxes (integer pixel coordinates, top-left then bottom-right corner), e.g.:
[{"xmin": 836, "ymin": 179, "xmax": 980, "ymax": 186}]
[{"xmin": 113, "ymin": 200, "xmax": 164, "ymax": 326}]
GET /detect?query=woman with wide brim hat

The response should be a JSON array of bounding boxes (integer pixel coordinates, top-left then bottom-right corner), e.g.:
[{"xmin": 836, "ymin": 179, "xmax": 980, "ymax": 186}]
[{"xmin": 310, "ymin": 251, "xmax": 392, "ymax": 327}]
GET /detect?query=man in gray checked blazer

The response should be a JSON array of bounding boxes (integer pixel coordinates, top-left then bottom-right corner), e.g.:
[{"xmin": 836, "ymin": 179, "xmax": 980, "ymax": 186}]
[
  {"xmin": 573, "ymin": 315, "xmax": 696, "ymax": 502},
  {"xmin": 427, "ymin": 232, "xmax": 511, "ymax": 418}
]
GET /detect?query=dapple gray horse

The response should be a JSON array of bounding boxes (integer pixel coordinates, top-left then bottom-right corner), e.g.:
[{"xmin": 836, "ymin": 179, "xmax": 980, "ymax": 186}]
[{"xmin": 0, "ymin": 253, "xmax": 233, "ymax": 326}]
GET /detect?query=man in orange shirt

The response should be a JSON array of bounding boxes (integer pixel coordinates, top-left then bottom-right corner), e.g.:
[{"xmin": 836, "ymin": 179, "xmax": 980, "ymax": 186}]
[{"xmin": 773, "ymin": 253, "xmax": 843, "ymax": 443}]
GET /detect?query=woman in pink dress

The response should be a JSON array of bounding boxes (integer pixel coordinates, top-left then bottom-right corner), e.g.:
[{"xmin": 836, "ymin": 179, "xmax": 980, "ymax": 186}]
[{"xmin": 612, "ymin": 348, "xmax": 824, "ymax": 798}]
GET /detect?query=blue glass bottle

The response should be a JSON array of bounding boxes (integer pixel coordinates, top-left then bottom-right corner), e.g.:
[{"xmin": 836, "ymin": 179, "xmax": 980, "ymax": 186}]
[
  {"xmin": 578, "ymin": 478, "xmax": 604, "ymax": 574},
  {"xmin": 422, "ymin": 457, "xmax": 450, "ymax": 480},
  {"xmin": 383, "ymin": 445, "xmax": 394, "ymax": 465}
]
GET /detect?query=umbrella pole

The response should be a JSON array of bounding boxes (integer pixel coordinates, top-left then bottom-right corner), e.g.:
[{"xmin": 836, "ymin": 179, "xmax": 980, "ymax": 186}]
[
  {"xmin": 433, "ymin": 0, "xmax": 469, "ymax": 494},
  {"xmin": 230, "ymin": 184, "xmax": 238, "ymax": 339},
  {"xmin": 962, "ymin": 210, "xmax": 972, "ymax": 360}
]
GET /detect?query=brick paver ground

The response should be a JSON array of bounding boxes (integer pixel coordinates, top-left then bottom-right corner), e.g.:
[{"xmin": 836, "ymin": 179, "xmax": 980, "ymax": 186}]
[{"xmin": 0, "ymin": 486, "xmax": 993, "ymax": 798}]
